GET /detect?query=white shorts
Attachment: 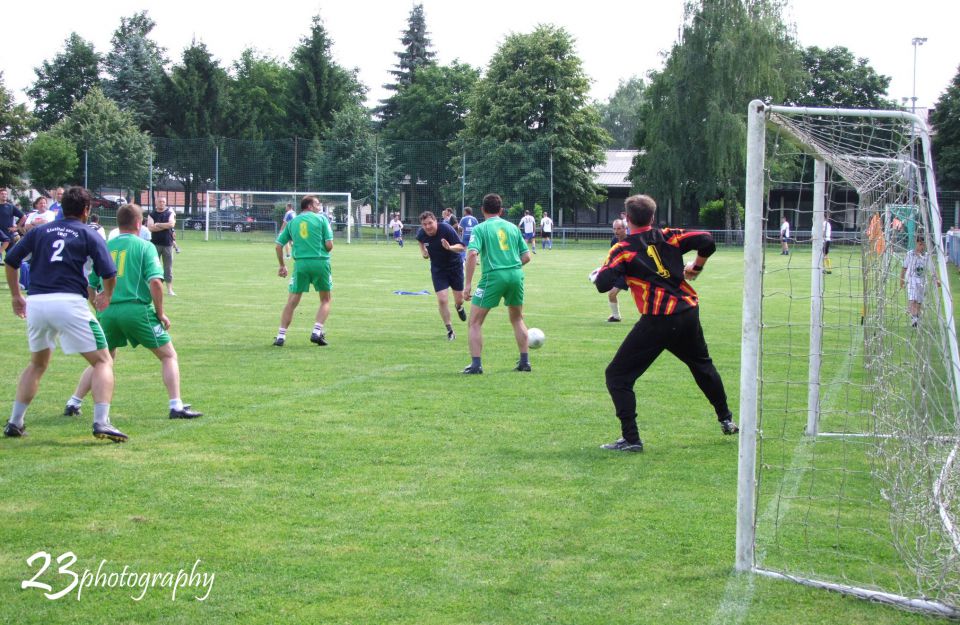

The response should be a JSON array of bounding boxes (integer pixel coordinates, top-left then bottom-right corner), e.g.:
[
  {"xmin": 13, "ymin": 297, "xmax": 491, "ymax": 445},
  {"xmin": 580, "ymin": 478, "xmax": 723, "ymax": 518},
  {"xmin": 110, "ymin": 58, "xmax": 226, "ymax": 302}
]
[
  {"xmin": 907, "ymin": 280, "xmax": 926, "ymax": 303},
  {"xmin": 26, "ymin": 294, "xmax": 107, "ymax": 354}
]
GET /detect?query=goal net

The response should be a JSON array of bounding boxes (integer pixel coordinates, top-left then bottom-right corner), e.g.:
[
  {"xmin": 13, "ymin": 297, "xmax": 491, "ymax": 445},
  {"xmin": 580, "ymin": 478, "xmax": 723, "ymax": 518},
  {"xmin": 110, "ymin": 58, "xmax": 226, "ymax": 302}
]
[
  {"xmin": 187, "ymin": 191, "xmax": 354, "ymax": 242},
  {"xmin": 739, "ymin": 101, "xmax": 960, "ymax": 617}
]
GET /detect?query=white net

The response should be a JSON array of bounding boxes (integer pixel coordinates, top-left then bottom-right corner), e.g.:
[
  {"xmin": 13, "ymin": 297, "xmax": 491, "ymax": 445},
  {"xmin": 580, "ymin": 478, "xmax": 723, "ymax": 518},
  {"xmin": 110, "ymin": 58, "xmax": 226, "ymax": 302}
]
[
  {"xmin": 743, "ymin": 105, "xmax": 960, "ymax": 616},
  {"xmin": 190, "ymin": 191, "xmax": 352, "ymax": 241}
]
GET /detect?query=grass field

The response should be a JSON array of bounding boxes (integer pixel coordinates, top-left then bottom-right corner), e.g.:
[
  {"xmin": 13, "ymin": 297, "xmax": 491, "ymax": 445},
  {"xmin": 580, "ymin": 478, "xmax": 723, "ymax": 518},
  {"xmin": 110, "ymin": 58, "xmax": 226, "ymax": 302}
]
[{"xmin": 1, "ymin": 239, "xmax": 958, "ymax": 625}]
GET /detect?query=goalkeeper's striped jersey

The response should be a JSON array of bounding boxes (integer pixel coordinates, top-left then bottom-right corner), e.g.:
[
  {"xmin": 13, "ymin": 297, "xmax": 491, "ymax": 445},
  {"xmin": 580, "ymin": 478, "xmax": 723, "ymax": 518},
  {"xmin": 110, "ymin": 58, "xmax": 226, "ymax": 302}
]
[
  {"xmin": 89, "ymin": 234, "xmax": 162, "ymax": 305},
  {"xmin": 594, "ymin": 225, "xmax": 716, "ymax": 316},
  {"xmin": 276, "ymin": 212, "xmax": 332, "ymax": 260}
]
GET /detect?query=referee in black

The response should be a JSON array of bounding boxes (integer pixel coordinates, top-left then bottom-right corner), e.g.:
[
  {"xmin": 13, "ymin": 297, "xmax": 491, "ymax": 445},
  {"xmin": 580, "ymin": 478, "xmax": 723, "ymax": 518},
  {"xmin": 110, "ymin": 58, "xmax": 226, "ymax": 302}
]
[{"xmin": 593, "ymin": 194, "xmax": 738, "ymax": 452}]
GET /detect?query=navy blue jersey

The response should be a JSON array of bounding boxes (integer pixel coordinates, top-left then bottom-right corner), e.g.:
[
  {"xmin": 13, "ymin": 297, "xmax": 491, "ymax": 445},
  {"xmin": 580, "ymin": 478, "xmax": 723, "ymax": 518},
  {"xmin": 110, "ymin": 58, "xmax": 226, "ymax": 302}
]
[
  {"xmin": 4, "ymin": 219, "xmax": 116, "ymax": 297},
  {"xmin": 0, "ymin": 202, "xmax": 23, "ymax": 235},
  {"xmin": 459, "ymin": 215, "xmax": 478, "ymax": 243},
  {"xmin": 416, "ymin": 222, "xmax": 463, "ymax": 269}
]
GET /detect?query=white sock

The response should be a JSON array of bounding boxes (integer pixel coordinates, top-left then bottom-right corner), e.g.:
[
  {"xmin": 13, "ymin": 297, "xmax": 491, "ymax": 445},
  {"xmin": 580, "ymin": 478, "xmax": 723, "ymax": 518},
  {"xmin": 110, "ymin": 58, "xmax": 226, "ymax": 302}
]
[
  {"xmin": 10, "ymin": 401, "xmax": 28, "ymax": 428},
  {"xmin": 313, "ymin": 323, "xmax": 324, "ymax": 335},
  {"xmin": 67, "ymin": 395, "xmax": 83, "ymax": 408},
  {"xmin": 93, "ymin": 403, "xmax": 111, "ymax": 426},
  {"xmin": 276, "ymin": 327, "xmax": 287, "ymax": 340},
  {"xmin": 609, "ymin": 301, "xmax": 621, "ymax": 318},
  {"xmin": 170, "ymin": 398, "xmax": 184, "ymax": 411}
]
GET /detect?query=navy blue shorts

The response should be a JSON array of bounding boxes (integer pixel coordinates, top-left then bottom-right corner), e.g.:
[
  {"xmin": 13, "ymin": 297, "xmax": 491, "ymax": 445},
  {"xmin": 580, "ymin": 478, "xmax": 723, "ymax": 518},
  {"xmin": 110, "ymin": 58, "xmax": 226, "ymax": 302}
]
[{"xmin": 431, "ymin": 264, "xmax": 464, "ymax": 292}]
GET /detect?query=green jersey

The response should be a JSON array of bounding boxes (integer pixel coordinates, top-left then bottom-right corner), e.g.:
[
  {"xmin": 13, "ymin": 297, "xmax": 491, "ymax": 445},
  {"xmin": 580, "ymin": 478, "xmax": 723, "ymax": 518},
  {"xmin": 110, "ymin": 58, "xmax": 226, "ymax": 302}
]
[
  {"xmin": 467, "ymin": 216, "xmax": 528, "ymax": 273},
  {"xmin": 89, "ymin": 234, "xmax": 163, "ymax": 305},
  {"xmin": 276, "ymin": 212, "xmax": 333, "ymax": 260}
]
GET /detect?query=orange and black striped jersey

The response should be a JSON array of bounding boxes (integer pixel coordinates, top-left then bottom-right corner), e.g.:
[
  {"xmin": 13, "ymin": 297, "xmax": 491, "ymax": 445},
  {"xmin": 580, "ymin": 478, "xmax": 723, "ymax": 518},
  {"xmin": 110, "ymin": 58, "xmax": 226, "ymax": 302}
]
[{"xmin": 594, "ymin": 225, "xmax": 716, "ymax": 316}]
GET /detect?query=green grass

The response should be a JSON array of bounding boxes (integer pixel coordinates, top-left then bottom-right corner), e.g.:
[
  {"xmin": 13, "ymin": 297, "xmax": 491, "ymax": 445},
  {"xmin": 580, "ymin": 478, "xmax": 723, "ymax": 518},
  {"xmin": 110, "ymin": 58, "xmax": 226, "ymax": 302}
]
[{"xmin": 1, "ymin": 241, "xmax": 957, "ymax": 624}]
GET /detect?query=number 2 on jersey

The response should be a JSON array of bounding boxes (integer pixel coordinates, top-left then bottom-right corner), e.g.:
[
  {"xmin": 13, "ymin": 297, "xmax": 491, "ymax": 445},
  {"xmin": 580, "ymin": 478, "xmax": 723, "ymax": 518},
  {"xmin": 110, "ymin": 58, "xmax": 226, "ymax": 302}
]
[
  {"xmin": 497, "ymin": 228, "xmax": 509, "ymax": 251},
  {"xmin": 50, "ymin": 239, "xmax": 66, "ymax": 263}
]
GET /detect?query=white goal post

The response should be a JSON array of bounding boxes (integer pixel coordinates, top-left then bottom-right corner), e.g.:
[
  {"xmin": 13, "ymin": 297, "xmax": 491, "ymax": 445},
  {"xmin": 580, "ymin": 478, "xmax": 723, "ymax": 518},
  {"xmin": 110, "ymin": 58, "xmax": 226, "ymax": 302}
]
[
  {"xmin": 738, "ymin": 100, "xmax": 960, "ymax": 617},
  {"xmin": 198, "ymin": 191, "xmax": 353, "ymax": 242}
]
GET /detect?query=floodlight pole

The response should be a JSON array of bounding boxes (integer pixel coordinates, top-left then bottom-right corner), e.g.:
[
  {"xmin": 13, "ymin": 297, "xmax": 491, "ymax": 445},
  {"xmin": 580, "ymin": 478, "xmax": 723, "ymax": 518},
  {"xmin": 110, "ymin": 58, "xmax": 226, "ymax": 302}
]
[{"xmin": 911, "ymin": 37, "xmax": 927, "ymax": 113}]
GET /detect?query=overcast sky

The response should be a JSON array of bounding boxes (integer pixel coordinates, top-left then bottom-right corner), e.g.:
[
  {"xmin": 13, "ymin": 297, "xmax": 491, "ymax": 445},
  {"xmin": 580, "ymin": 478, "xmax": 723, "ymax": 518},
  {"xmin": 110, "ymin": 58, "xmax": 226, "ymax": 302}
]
[{"xmin": 3, "ymin": 0, "xmax": 958, "ymax": 114}]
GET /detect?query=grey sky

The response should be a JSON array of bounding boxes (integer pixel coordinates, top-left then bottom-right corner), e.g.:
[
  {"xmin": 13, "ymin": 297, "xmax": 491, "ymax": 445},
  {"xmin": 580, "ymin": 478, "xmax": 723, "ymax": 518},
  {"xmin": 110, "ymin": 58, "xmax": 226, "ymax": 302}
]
[{"xmin": 3, "ymin": 0, "xmax": 958, "ymax": 114}]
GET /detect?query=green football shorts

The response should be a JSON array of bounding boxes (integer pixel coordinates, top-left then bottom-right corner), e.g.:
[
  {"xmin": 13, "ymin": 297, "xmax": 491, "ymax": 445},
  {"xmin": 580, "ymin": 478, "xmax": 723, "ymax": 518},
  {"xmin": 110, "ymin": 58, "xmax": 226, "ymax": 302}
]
[
  {"xmin": 99, "ymin": 302, "xmax": 171, "ymax": 350},
  {"xmin": 290, "ymin": 258, "xmax": 332, "ymax": 293},
  {"xmin": 472, "ymin": 268, "xmax": 524, "ymax": 309}
]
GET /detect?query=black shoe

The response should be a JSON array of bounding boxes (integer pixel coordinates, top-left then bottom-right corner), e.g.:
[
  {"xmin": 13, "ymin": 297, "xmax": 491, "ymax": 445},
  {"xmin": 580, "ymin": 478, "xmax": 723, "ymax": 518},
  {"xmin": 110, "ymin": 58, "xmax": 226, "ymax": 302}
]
[
  {"xmin": 601, "ymin": 437, "xmax": 643, "ymax": 452},
  {"xmin": 514, "ymin": 361, "xmax": 531, "ymax": 372},
  {"xmin": 456, "ymin": 305, "xmax": 466, "ymax": 321},
  {"xmin": 93, "ymin": 422, "xmax": 128, "ymax": 443},
  {"xmin": 447, "ymin": 329, "xmax": 456, "ymax": 341},
  {"xmin": 720, "ymin": 419, "xmax": 740, "ymax": 435},
  {"xmin": 4, "ymin": 422, "xmax": 26, "ymax": 438},
  {"xmin": 273, "ymin": 337, "xmax": 285, "ymax": 347},
  {"xmin": 310, "ymin": 333, "xmax": 328, "ymax": 346},
  {"xmin": 64, "ymin": 404, "xmax": 81, "ymax": 417},
  {"xmin": 607, "ymin": 316, "xmax": 621, "ymax": 323},
  {"xmin": 170, "ymin": 406, "xmax": 203, "ymax": 419},
  {"xmin": 462, "ymin": 365, "xmax": 483, "ymax": 374}
]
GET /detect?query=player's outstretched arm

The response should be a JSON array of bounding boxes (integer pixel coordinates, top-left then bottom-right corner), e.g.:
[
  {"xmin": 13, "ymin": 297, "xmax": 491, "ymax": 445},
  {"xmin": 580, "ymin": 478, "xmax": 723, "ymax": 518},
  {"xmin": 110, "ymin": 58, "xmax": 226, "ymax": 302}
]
[{"xmin": 464, "ymin": 249, "xmax": 479, "ymax": 295}]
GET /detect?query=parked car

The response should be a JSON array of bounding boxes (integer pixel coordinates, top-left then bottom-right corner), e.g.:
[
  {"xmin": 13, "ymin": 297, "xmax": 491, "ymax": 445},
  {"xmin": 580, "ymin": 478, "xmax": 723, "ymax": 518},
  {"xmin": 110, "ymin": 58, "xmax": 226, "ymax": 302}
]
[
  {"xmin": 184, "ymin": 210, "xmax": 256, "ymax": 232},
  {"xmin": 89, "ymin": 193, "xmax": 120, "ymax": 211}
]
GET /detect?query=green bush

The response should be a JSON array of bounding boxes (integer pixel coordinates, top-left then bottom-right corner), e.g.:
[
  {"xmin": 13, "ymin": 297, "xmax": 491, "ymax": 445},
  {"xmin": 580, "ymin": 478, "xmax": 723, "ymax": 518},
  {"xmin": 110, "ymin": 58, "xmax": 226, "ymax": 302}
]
[
  {"xmin": 698, "ymin": 199, "xmax": 744, "ymax": 228},
  {"xmin": 506, "ymin": 202, "xmax": 543, "ymax": 222}
]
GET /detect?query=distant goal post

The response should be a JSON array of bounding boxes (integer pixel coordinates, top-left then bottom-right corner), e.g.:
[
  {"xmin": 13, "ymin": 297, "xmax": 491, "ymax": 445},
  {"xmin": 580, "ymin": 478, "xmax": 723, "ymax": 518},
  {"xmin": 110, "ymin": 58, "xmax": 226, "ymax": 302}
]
[{"xmin": 197, "ymin": 191, "xmax": 354, "ymax": 242}]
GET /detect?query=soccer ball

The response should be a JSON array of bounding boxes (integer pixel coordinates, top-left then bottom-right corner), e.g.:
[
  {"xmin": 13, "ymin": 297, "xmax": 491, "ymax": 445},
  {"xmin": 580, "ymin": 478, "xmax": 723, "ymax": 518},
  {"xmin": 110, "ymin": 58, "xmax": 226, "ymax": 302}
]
[{"xmin": 527, "ymin": 327, "xmax": 545, "ymax": 350}]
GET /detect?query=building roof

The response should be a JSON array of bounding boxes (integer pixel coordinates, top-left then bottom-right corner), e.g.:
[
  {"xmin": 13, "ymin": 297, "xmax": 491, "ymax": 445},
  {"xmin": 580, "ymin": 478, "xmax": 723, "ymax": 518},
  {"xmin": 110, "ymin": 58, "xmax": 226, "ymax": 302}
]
[{"xmin": 594, "ymin": 150, "xmax": 639, "ymax": 188}]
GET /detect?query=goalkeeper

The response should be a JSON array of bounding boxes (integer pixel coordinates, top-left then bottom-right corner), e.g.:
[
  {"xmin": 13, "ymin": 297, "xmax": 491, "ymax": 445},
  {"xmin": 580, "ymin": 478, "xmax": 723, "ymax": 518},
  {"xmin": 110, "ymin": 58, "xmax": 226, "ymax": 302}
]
[{"xmin": 593, "ymin": 194, "xmax": 737, "ymax": 453}]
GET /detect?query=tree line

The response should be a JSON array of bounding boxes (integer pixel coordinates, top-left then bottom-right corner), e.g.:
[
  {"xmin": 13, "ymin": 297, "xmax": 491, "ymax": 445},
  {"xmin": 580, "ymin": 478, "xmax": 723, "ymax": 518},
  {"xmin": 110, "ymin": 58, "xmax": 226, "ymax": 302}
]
[{"xmin": 1, "ymin": 1, "xmax": 958, "ymax": 224}]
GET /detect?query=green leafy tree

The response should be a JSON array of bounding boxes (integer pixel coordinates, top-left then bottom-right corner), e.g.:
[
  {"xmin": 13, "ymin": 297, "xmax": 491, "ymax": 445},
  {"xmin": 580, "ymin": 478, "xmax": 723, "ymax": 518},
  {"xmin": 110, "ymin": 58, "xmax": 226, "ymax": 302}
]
[
  {"xmin": 596, "ymin": 76, "xmax": 646, "ymax": 149},
  {"xmin": 230, "ymin": 49, "xmax": 293, "ymax": 140},
  {"xmin": 156, "ymin": 43, "xmax": 233, "ymax": 211},
  {"xmin": 382, "ymin": 62, "xmax": 479, "ymax": 213},
  {"xmin": 383, "ymin": 62, "xmax": 478, "ymax": 141},
  {"xmin": 632, "ymin": 0, "xmax": 801, "ymax": 228},
  {"xmin": 462, "ymin": 25, "xmax": 610, "ymax": 218},
  {"xmin": 376, "ymin": 3, "xmax": 437, "ymax": 127},
  {"xmin": 102, "ymin": 11, "xmax": 167, "ymax": 133},
  {"xmin": 0, "ymin": 72, "xmax": 33, "ymax": 188},
  {"xmin": 27, "ymin": 33, "xmax": 102, "ymax": 131},
  {"xmin": 788, "ymin": 46, "xmax": 894, "ymax": 108},
  {"xmin": 931, "ymin": 65, "xmax": 960, "ymax": 190},
  {"xmin": 24, "ymin": 133, "xmax": 79, "ymax": 189},
  {"xmin": 50, "ymin": 87, "xmax": 152, "ymax": 192},
  {"xmin": 304, "ymin": 103, "xmax": 394, "ymax": 206},
  {"xmin": 286, "ymin": 15, "xmax": 364, "ymax": 138}
]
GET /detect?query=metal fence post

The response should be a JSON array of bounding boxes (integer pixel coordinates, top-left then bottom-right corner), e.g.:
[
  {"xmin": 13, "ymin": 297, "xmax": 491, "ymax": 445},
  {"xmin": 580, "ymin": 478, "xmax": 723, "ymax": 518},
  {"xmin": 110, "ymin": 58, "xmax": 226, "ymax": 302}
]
[{"xmin": 84, "ymin": 149, "xmax": 88, "ymax": 189}]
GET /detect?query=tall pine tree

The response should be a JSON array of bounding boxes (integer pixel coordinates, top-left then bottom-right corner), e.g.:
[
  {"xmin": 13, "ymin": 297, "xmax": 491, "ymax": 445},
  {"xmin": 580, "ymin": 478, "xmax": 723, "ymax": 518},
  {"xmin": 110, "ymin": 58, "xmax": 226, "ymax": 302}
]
[
  {"xmin": 102, "ymin": 11, "xmax": 167, "ymax": 134},
  {"xmin": 286, "ymin": 15, "xmax": 364, "ymax": 139},
  {"xmin": 376, "ymin": 4, "xmax": 437, "ymax": 128}
]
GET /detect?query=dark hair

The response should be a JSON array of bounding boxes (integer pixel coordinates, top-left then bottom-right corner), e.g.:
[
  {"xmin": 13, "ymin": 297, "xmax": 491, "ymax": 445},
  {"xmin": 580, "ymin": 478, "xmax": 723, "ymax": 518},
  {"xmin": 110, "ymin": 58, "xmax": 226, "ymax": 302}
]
[
  {"xmin": 61, "ymin": 187, "xmax": 92, "ymax": 217},
  {"xmin": 116, "ymin": 204, "xmax": 143, "ymax": 229},
  {"xmin": 481, "ymin": 193, "xmax": 502, "ymax": 215},
  {"xmin": 624, "ymin": 194, "xmax": 657, "ymax": 227},
  {"xmin": 300, "ymin": 195, "xmax": 316, "ymax": 211},
  {"xmin": 463, "ymin": 206, "xmax": 472, "ymax": 215},
  {"xmin": 89, "ymin": 214, "xmax": 100, "ymax": 224},
  {"xmin": 33, "ymin": 196, "xmax": 46, "ymax": 209},
  {"xmin": 419, "ymin": 211, "xmax": 436, "ymax": 222}
]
